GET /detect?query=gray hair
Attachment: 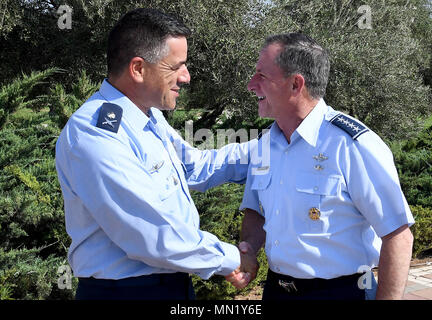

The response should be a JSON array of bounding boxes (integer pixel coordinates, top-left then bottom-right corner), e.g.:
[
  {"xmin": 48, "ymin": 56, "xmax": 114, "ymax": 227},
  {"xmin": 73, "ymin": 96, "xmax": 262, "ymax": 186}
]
[{"xmin": 263, "ymin": 33, "xmax": 330, "ymax": 99}]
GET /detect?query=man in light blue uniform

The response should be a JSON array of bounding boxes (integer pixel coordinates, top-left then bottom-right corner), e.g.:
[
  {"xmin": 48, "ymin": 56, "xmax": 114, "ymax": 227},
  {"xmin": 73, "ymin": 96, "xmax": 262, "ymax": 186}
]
[
  {"xmin": 55, "ymin": 8, "xmax": 256, "ymax": 300},
  {"xmin": 236, "ymin": 33, "xmax": 414, "ymax": 300}
]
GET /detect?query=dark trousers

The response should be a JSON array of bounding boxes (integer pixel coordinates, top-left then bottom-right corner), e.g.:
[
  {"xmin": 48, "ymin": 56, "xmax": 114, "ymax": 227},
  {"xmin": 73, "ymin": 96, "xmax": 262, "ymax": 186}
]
[
  {"xmin": 263, "ymin": 269, "xmax": 374, "ymax": 300},
  {"xmin": 75, "ymin": 272, "xmax": 195, "ymax": 300}
]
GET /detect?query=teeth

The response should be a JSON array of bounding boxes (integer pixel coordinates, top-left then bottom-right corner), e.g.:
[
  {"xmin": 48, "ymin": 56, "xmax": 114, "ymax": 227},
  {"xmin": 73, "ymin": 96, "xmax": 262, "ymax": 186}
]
[{"xmin": 258, "ymin": 96, "xmax": 266, "ymax": 101}]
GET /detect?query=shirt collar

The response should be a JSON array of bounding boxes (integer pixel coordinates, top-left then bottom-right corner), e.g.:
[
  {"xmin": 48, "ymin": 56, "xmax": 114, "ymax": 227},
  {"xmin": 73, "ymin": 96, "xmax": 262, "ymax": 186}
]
[
  {"xmin": 295, "ymin": 98, "xmax": 327, "ymax": 147},
  {"xmin": 99, "ymin": 79, "xmax": 151, "ymax": 130},
  {"xmin": 269, "ymin": 98, "xmax": 328, "ymax": 148}
]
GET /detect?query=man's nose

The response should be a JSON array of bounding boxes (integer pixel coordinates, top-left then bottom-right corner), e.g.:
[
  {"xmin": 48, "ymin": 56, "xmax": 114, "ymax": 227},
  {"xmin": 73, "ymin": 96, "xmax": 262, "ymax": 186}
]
[
  {"xmin": 179, "ymin": 65, "xmax": 190, "ymax": 84},
  {"xmin": 247, "ymin": 74, "xmax": 257, "ymax": 92}
]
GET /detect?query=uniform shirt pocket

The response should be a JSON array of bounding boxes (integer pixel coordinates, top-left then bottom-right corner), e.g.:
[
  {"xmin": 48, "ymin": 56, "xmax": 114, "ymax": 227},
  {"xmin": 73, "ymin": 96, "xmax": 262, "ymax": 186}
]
[
  {"xmin": 296, "ymin": 173, "xmax": 341, "ymax": 196},
  {"xmin": 250, "ymin": 170, "xmax": 272, "ymax": 216},
  {"xmin": 295, "ymin": 172, "xmax": 342, "ymax": 232},
  {"xmin": 250, "ymin": 170, "xmax": 272, "ymax": 190}
]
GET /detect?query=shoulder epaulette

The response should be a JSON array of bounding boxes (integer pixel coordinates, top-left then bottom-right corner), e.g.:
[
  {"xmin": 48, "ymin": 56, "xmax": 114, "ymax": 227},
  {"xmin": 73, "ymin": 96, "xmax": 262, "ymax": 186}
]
[
  {"xmin": 96, "ymin": 103, "xmax": 123, "ymax": 133},
  {"xmin": 329, "ymin": 113, "xmax": 369, "ymax": 140}
]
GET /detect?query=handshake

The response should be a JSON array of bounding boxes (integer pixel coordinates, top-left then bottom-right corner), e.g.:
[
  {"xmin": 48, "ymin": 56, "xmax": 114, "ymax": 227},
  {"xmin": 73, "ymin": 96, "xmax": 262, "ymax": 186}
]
[{"xmin": 224, "ymin": 241, "xmax": 259, "ymax": 289}]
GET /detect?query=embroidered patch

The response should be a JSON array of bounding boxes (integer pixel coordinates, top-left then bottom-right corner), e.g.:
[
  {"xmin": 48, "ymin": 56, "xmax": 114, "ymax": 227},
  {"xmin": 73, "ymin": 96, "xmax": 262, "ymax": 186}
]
[
  {"xmin": 96, "ymin": 103, "xmax": 123, "ymax": 133},
  {"xmin": 329, "ymin": 113, "xmax": 369, "ymax": 140}
]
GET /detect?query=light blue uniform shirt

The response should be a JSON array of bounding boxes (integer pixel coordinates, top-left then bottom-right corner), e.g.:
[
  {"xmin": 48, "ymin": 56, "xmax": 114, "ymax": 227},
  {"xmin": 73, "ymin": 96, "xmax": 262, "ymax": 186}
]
[
  {"xmin": 241, "ymin": 99, "xmax": 414, "ymax": 279},
  {"xmin": 56, "ymin": 79, "xmax": 256, "ymax": 280}
]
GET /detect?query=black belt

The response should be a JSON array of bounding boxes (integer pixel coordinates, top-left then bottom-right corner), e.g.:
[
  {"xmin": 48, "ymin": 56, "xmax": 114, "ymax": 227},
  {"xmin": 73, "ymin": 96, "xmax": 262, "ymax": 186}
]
[
  {"xmin": 78, "ymin": 272, "xmax": 189, "ymax": 288},
  {"xmin": 267, "ymin": 269, "xmax": 365, "ymax": 295}
]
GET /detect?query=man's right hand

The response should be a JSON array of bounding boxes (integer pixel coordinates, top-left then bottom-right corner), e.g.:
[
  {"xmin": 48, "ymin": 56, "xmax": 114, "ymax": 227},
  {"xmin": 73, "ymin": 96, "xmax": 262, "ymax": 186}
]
[
  {"xmin": 224, "ymin": 241, "xmax": 259, "ymax": 289},
  {"xmin": 224, "ymin": 267, "xmax": 251, "ymax": 289}
]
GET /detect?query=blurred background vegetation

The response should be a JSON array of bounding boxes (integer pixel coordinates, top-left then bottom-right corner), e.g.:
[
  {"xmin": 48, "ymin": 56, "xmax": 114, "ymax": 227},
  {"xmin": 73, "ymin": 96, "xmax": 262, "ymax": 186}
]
[{"xmin": 0, "ymin": 0, "xmax": 431, "ymax": 300}]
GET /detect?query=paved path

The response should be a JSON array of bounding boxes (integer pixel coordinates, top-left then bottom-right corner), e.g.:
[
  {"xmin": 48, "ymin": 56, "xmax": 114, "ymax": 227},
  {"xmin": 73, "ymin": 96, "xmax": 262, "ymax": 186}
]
[{"xmin": 402, "ymin": 262, "xmax": 432, "ymax": 300}]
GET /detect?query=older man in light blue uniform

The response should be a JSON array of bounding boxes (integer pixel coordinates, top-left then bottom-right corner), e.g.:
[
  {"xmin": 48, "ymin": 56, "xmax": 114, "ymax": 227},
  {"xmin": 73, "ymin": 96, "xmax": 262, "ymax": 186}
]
[
  {"xmin": 237, "ymin": 33, "xmax": 414, "ymax": 300},
  {"xmin": 55, "ymin": 8, "xmax": 256, "ymax": 300}
]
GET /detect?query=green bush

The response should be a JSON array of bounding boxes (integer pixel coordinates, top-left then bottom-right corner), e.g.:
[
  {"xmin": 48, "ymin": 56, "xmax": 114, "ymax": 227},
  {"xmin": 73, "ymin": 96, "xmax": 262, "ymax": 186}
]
[
  {"xmin": 0, "ymin": 70, "xmax": 97, "ymax": 258},
  {"xmin": 0, "ymin": 247, "xmax": 77, "ymax": 300},
  {"xmin": 391, "ymin": 122, "xmax": 432, "ymax": 208},
  {"xmin": 0, "ymin": 70, "xmax": 92, "ymax": 300},
  {"xmin": 410, "ymin": 205, "xmax": 432, "ymax": 258}
]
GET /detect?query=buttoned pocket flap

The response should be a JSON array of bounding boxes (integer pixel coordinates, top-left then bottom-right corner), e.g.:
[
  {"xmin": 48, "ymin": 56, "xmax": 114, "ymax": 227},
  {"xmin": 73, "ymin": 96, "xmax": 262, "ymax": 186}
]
[
  {"xmin": 296, "ymin": 173, "xmax": 341, "ymax": 196},
  {"xmin": 250, "ymin": 171, "xmax": 272, "ymax": 190}
]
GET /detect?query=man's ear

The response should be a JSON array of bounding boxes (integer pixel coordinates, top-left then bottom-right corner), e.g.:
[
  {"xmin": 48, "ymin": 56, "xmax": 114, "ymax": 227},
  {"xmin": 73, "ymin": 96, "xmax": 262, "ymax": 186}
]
[
  {"xmin": 291, "ymin": 74, "xmax": 305, "ymax": 96},
  {"xmin": 128, "ymin": 57, "xmax": 147, "ymax": 83}
]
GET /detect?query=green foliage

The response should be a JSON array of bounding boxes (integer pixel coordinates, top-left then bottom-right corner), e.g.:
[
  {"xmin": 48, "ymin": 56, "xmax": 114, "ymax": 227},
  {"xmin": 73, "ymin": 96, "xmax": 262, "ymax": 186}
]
[
  {"xmin": 0, "ymin": 247, "xmax": 77, "ymax": 300},
  {"xmin": 0, "ymin": 70, "xmax": 68, "ymax": 254},
  {"xmin": 0, "ymin": 68, "xmax": 58, "ymax": 129},
  {"xmin": 391, "ymin": 123, "xmax": 432, "ymax": 208},
  {"xmin": 0, "ymin": 70, "xmax": 94, "ymax": 299},
  {"xmin": 390, "ymin": 119, "xmax": 432, "ymax": 258},
  {"xmin": 410, "ymin": 205, "xmax": 432, "ymax": 258},
  {"xmin": 45, "ymin": 70, "xmax": 98, "ymax": 128}
]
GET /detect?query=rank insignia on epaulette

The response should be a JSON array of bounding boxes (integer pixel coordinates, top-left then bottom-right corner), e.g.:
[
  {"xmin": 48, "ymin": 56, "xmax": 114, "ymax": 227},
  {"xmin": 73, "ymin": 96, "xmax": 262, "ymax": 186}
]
[
  {"xmin": 96, "ymin": 103, "xmax": 123, "ymax": 133},
  {"xmin": 329, "ymin": 113, "xmax": 369, "ymax": 140}
]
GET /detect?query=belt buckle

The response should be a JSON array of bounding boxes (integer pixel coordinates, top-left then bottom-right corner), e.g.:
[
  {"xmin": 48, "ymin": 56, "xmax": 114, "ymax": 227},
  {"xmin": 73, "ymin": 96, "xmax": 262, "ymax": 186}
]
[{"xmin": 278, "ymin": 279, "xmax": 298, "ymax": 293}]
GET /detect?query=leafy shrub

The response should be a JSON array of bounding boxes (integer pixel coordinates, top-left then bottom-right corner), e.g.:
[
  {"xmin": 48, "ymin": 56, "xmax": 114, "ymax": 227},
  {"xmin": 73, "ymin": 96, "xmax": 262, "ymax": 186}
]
[
  {"xmin": 391, "ymin": 121, "xmax": 432, "ymax": 208},
  {"xmin": 0, "ymin": 70, "xmax": 92, "ymax": 300},
  {"xmin": 0, "ymin": 247, "xmax": 77, "ymax": 300},
  {"xmin": 410, "ymin": 205, "xmax": 432, "ymax": 258}
]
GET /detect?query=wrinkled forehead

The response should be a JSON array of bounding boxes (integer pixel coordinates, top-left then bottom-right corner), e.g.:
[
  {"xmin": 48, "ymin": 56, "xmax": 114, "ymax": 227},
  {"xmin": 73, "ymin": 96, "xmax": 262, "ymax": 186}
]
[
  {"xmin": 256, "ymin": 43, "xmax": 283, "ymax": 71},
  {"xmin": 160, "ymin": 36, "xmax": 188, "ymax": 62}
]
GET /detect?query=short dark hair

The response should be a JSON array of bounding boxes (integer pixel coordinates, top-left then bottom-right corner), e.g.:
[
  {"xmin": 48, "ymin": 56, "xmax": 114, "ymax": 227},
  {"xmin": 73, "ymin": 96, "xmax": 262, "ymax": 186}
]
[
  {"xmin": 107, "ymin": 8, "xmax": 191, "ymax": 77},
  {"xmin": 263, "ymin": 33, "xmax": 330, "ymax": 99}
]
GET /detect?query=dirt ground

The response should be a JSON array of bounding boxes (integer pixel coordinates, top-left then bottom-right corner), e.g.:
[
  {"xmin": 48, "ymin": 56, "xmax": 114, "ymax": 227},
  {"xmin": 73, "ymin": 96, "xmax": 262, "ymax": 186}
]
[{"xmin": 234, "ymin": 284, "xmax": 264, "ymax": 300}]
